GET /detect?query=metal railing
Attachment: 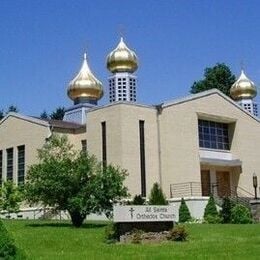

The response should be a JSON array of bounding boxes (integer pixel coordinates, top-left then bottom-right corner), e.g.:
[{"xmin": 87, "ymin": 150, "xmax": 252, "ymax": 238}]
[
  {"xmin": 170, "ymin": 182, "xmax": 254, "ymax": 208},
  {"xmin": 170, "ymin": 182, "xmax": 202, "ymax": 198}
]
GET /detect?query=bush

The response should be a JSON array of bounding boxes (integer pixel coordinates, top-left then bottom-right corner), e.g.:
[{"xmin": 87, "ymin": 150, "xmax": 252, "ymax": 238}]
[
  {"xmin": 131, "ymin": 229, "xmax": 143, "ymax": 244},
  {"xmin": 204, "ymin": 194, "xmax": 218, "ymax": 220},
  {"xmin": 204, "ymin": 214, "xmax": 222, "ymax": 224},
  {"xmin": 231, "ymin": 204, "xmax": 252, "ymax": 224},
  {"xmin": 220, "ymin": 197, "xmax": 232, "ymax": 223},
  {"xmin": 149, "ymin": 183, "xmax": 168, "ymax": 205},
  {"xmin": 104, "ymin": 222, "xmax": 119, "ymax": 243},
  {"xmin": 0, "ymin": 219, "xmax": 17, "ymax": 259},
  {"xmin": 179, "ymin": 198, "xmax": 191, "ymax": 223},
  {"xmin": 167, "ymin": 225, "xmax": 188, "ymax": 242},
  {"xmin": 132, "ymin": 195, "xmax": 146, "ymax": 205}
]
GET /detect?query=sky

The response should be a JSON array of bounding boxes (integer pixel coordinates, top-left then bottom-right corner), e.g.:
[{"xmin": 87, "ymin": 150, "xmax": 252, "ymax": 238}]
[{"xmin": 1, "ymin": 0, "xmax": 260, "ymax": 116}]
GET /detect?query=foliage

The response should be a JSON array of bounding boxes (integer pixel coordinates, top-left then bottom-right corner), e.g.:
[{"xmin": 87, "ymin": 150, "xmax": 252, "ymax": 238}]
[
  {"xmin": 104, "ymin": 222, "xmax": 119, "ymax": 243},
  {"xmin": 50, "ymin": 107, "xmax": 65, "ymax": 120},
  {"xmin": 231, "ymin": 204, "xmax": 252, "ymax": 224},
  {"xmin": 131, "ymin": 229, "xmax": 143, "ymax": 244},
  {"xmin": 0, "ymin": 219, "xmax": 17, "ymax": 259},
  {"xmin": 25, "ymin": 134, "xmax": 128, "ymax": 227},
  {"xmin": 190, "ymin": 63, "xmax": 236, "ymax": 97},
  {"xmin": 0, "ymin": 105, "xmax": 19, "ymax": 120},
  {"xmin": 220, "ymin": 197, "xmax": 232, "ymax": 223},
  {"xmin": 204, "ymin": 214, "xmax": 222, "ymax": 224},
  {"xmin": 167, "ymin": 225, "xmax": 188, "ymax": 242},
  {"xmin": 148, "ymin": 183, "xmax": 168, "ymax": 205},
  {"xmin": 179, "ymin": 198, "xmax": 191, "ymax": 223},
  {"xmin": 0, "ymin": 181, "xmax": 23, "ymax": 216},
  {"xmin": 204, "ymin": 194, "xmax": 218, "ymax": 220},
  {"xmin": 40, "ymin": 110, "xmax": 49, "ymax": 119},
  {"xmin": 132, "ymin": 195, "xmax": 146, "ymax": 205}
]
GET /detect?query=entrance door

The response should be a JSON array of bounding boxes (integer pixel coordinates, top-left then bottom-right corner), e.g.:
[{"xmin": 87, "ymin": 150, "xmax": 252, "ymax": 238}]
[
  {"xmin": 201, "ymin": 170, "xmax": 211, "ymax": 196},
  {"xmin": 216, "ymin": 171, "xmax": 231, "ymax": 197}
]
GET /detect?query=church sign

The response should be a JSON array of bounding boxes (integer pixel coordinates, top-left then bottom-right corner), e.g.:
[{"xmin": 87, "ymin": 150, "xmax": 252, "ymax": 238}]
[{"xmin": 113, "ymin": 205, "xmax": 176, "ymax": 223}]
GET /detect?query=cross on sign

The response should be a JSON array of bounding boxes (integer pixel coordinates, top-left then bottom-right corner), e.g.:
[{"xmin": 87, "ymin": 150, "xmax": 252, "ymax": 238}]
[{"xmin": 129, "ymin": 207, "xmax": 135, "ymax": 219}]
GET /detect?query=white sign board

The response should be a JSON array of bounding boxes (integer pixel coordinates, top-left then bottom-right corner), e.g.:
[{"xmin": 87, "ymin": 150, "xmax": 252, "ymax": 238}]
[{"xmin": 113, "ymin": 205, "xmax": 176, "ymax": 222}]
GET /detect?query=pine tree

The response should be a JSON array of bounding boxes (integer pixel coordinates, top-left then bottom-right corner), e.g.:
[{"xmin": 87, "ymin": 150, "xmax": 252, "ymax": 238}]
[
  {"xmin": 204, "ymin": 194, "xmax": 218, "ymax": 219},
  {"xmin": 179, "ymin": 198, "xmax": 191, "ymax": 223},
  {"xmin": 220, "ymin": 197, "xmax": 232, "ymax": 223},
  {"xmin": 149, "ymin": 183, "xmax": 168, "ymax": 205}
]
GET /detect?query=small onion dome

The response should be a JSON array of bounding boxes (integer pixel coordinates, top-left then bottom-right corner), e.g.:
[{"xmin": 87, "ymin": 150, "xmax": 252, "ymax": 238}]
[
  {"xmin": 230, "ymin": 70, "xmax": 257, "ymax": 100},
  {"xmin": 106, "ymin": 37, "xmax": 138, "ymax": 73},
  {"xmin": 68, "ymin": 53, "xmax": 103, "ymax": 102}
]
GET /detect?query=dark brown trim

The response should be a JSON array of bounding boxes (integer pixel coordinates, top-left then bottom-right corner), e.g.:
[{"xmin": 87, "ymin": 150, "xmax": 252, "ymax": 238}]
[
  {"xmin": 101, "ymin": 121, "xmax": 107, "ymax": 168},
  {"xmin": 139, "ymin": 120, "xmax": 146, "ymax": 197}
]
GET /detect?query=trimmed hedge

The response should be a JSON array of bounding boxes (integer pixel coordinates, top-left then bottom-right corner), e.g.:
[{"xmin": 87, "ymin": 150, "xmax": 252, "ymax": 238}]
[{"xmin": 179, "ymin": 198, "xmax": 191, "ymax": 223}]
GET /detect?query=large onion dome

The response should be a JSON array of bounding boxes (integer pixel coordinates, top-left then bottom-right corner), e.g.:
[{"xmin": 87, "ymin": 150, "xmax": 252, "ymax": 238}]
[
  {"xmin": 68, "ymin": 53, "xmax": 103, "ymax": 104},
  {"xmin": 106, "ymin": 37, "xmax": 138, "ymax": 73},
  {"xmin": 230, "ymin": 70, "xmax": 257, "ymax": 100}
]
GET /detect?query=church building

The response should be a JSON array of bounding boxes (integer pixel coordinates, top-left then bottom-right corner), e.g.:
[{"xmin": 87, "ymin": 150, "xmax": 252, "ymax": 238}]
[{"xmin": 0, "ymin": 37, "xmax": 259, "ymax": 205}]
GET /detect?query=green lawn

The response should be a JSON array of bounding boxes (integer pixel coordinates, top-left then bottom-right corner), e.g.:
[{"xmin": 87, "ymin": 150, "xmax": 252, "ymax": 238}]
[{"xmin": 3, "ymin": 220, "xmax": 260, "ymax": 260}]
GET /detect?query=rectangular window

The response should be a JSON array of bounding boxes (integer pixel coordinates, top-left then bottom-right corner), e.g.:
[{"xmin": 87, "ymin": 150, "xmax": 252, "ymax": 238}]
[
  {"xmin": 139, "ymin": 120, "xmax": 146, "ymax": 197},
  {"xmin": 6, "ymin": 148, "xmax": 13, "ymax": 181},
  {"xmin": 101, "ymin": 122, "xmax": 107, "ymax": 168},
  {"xmin": 17, "ymin": 145, "xmax": 25, "ymax": 185},
  {"xmin": 81, "ymin": 140, "xmax": 87, "ymax": 152},
  {"xmin": 198, "ymin": 119, "xmax": 229, "ymax": 150},
  {"xmin": 0, "ymin": 150, "xmax": 2, "ymax": 186}
]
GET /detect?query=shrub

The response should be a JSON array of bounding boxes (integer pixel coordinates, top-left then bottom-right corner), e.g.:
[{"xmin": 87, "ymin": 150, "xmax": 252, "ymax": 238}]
[
  {"xmin": 220, "ymin": 197, "xmax": 232, "ymax": 223},
  {"xmin": 204, "ymin": 214, "xmax": 222, "ymax": 224},
  {"xmin": 104, "ymin": 222, "xmax": 119, "ymax": 243},
  {"xmin": 167, "ymin": 225, "xmax": 188, "ymax": 242},
  {"xmin": 231, "ymin": 204, "xmax": 252, "ymax": 224},
  {"xmin": 132, "ymin": 195, "xmax": 146, "ymax": 205},
  {"xmin": 149, "ymin": 183, "xmax": 168, "ymax": 205},
  {"xmin": 131, "ymin": 229, "xmax": 143, "ymax": 244},
  {"xmin": 204, "ymin": 194, "xmax": 218, "ymax": 220},
  {"xmin": 0, "ymin": 219, "xmax": 17, "ymax": 259},
  {"xmin": 179, "ymin": 198, "xmax": 191, "ymax": 223}
]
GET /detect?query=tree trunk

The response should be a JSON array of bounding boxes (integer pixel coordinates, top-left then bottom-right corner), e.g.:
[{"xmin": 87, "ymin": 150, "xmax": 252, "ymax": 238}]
[{"xmin": 69, "ymin": 211, "xmax": 86, "ymax": 227}]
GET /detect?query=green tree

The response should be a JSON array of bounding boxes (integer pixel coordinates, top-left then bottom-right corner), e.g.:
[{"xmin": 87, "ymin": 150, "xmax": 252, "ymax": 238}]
[
  {"xmin": 179, "ymin": 198, "xmax": 191, "ymax": 223},
  {"xmin": 0, "ymin": 181, "xmax": 23, "ymax": 217},
  {"xmin": 204, "ymin": 194, "xmax": 218, "ymax": 220},
  {"xmin": 131, "ymin": 195, "xmax": 146, "ymax": 205},
  {"xmin": 0, "ymin": 110, "xmax": 4, "ymax": 120},
  {"xmin": 149, "ymin": 183, "xmax": 168, "ymax": 205},
  {"xmin": 50, "ymin": 107, "xmax": 65, "ymax": 120},
  {"xmin": 190, "ymin": 63, "xmax": 236, "ymax": 97},
  {"xmin": 231, "ymin": 204, "xmax": 252, "ymax": 224},
  {"xmin": 7, "ymin": 105, "xmax": 19, "ymax": 113},
  {"xmin": 40, "ymin": 110, "xmax": 49, "ymax": 119},
  {"xmin": 25, "ymin": 135, "xmax": 128, "ymax": 227},
  {"xmin": 220, "ymin": 197, "xmax": 232, "ymax": 223}
]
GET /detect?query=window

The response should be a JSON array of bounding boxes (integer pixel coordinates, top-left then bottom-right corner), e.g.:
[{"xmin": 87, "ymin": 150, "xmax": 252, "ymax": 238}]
[
  {"xmin": 0, "ymin": 150, "xmax": 2, "ymax": 186},
  {"xmin": 17, "ymin": 145, "xmax": 25, "ymax": 185},
  {"xmin": 139, "ymin": 120, "xmax": 146, "ymax": 197},
  {"xmin": 6, "ymin": 148, "xmax": 13, "ymax": 181},
  {"xmin": 101, "ymin": 122, "xmax": 107, "ymax": 168},
  {"xmin": 81, "ymin": 140, "xmax": 87, "ymax": 152},
  {"xmin": 198, "ymin": 119, "xmax": 229, "ymax": 150}
]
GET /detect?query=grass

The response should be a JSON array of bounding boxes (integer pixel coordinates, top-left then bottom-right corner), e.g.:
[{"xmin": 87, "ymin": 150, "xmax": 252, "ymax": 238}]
[{"xmin": 3, "ymin": 220, "xmax": 260, "ymax": 260}]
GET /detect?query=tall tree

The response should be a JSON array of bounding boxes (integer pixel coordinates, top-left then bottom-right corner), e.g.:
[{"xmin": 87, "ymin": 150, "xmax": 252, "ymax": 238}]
[
  {"xmin": 25, "ymin": 135, "xmax": 128, "ymax": 227},
  {"xmin": 0, "ymin": 181, "xmax": 23, "ymax": 217},
  {"xmin": 190, "ymin": 63, "xmax": 236, "ymax": 97},
  {"xmin": 0, "ymin": 110, "xmax": 4, "ymax": 120},
  {"xmin": 50, "ymin": 107, "xmax": 65, "ymax": 120},
  {"xmin": 40, "ymin": 110, "xmax": 49, "ymax": 119},
  {"xmin": 7, "ymin": 105, "xmax": 19, "ymax": 113}
]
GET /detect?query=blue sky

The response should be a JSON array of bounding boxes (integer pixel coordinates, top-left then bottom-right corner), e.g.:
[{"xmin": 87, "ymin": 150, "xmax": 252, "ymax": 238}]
[{"xmin": 1, "ymin": 0, "xmax": 260, "ymax": 116}]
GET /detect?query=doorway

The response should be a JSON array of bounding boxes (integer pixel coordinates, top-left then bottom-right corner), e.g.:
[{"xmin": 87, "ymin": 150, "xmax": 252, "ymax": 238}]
[{"xmin": 216, "ymin": 171, "xmax": 231, "ymax": 197}]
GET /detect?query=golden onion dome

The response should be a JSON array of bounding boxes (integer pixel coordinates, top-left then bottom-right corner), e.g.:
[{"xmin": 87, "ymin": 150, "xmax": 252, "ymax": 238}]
[
  {"xmin": 106, "ymin": 37, "xmax": 138, "ymax": 73},
  {"xmin": 230, "ymin": 70, "xmax": 257, "ymax": 100},
  {"xmin": 68, "ymin": 53, "xmax": 103, "ymax": 103}
]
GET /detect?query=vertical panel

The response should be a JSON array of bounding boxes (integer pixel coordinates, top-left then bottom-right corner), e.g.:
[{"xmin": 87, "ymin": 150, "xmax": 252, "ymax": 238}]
[
  {"xmin": 6, "ymin": 148, "xmax": 13, "ymax": 181},
  {"xmin": 139, "ymin": 120, "xmax": 146, "ymax": 197},
  {"xmin": 201, "ymin": 170, "xmax": 211, "ymax": 196},
  {"xmin": 17, "ymin": 145, "xmax": 25, "ymax": 185},
  {"xmin": 101, "ymin": 121, "xmax": 107, "ymax": 168},
  {"xmin": 0, "ymin": 150, "xmax": 2, "ymax": 186}
]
